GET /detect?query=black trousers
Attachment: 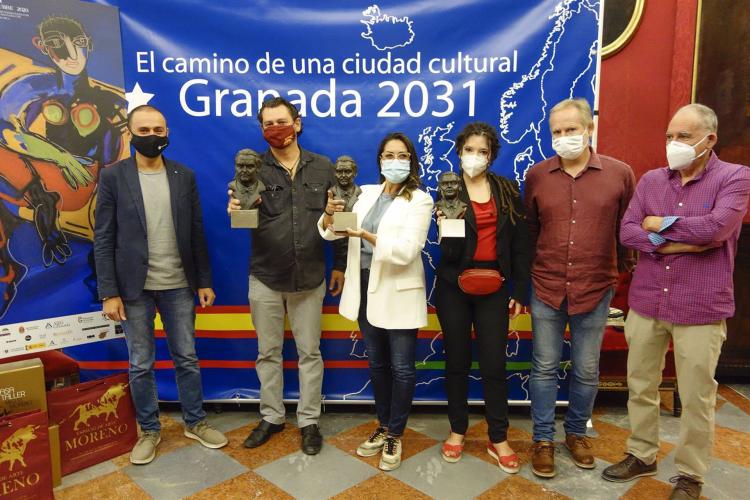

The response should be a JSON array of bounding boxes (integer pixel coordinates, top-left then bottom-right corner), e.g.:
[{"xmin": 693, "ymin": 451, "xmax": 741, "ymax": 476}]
[{"xmin": 435, "ymin": 277, "xmax": 510, "ymax": 443}]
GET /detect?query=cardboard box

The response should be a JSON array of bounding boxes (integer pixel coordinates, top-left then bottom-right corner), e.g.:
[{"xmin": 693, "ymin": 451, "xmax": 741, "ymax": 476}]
[
  {"xmin": 48, "ymin": 424, "xmax": 61, "ymax": 487},
  {"xmin": 0, "ymin": 358, "xmax": 46, "ymax": 416}
]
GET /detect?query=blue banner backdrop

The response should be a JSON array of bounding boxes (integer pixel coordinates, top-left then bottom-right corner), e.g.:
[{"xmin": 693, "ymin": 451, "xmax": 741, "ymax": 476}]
[{"xmin": 26, "ymin": 0, "xmax": 600, "ymax": 402}]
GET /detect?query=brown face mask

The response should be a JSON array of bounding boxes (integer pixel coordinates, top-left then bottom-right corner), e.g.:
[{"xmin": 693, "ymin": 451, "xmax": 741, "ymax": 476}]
[{"xmin": 262, "ymin": 124, "xmax": 295, "ymax": 149}]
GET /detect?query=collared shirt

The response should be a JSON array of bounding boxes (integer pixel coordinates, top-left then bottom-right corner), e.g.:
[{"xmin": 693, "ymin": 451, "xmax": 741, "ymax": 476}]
[
  {"xmin": 620, "ymin": 152, "xmax": 750, "ymax": 324},
  {"xmin": 250, "ymin": 148, "xmax": 345, "ymax": 292},
  {"xmin": 524, "ymin": 149, "xmax": 636, "ymax": 314}
]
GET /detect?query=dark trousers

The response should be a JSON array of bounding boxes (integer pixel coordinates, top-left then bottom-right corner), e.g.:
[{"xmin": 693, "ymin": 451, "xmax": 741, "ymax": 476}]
[
  {"xmin": 358, "ymin": 269, "xmax": 417, "ymax": 437},
  {"xmin": 435, "ymin": 277, "xmax": 510, "ymax": 443}
]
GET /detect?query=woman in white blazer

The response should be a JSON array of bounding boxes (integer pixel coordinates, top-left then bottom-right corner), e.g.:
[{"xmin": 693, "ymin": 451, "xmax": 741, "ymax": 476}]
[{"xmin": 318, "ymin": 132, "xmax": 433, "ymax": 471}]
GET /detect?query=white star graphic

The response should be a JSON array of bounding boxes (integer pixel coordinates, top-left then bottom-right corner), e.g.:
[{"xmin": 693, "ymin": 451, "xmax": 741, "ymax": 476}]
[{"xmin": 125, "ymin": 83, "xmax": 155, "ymax": 113}]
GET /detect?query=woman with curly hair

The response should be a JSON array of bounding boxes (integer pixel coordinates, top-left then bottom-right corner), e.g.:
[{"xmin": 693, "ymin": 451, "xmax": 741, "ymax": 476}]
[{"xmin": 434, "ymin": 121, "xmax": 531, "ymax": 474}]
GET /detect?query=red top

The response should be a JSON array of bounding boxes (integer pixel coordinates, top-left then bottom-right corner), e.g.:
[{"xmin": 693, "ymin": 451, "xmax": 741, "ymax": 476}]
[{"xmin": 472, "ymin": 197, "xmax": 497, "ymax": 262}]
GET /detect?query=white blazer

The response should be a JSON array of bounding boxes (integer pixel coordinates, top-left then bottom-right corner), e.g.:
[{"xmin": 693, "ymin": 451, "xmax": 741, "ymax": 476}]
[{"xmin": 318, "ymin": 184, "xmax": 434, "ymax": 329}]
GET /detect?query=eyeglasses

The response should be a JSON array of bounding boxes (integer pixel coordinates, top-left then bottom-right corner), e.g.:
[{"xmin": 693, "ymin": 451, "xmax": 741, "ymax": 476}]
[{"xmin": 381, "ymin": 152, "xmax": 411, "ymax": 161}]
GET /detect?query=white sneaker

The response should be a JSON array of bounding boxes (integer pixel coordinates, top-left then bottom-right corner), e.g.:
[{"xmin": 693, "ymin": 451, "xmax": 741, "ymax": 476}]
[
  {"xmin": 356, "ymin": 426, "xmax": 388, "ymax": 457},
  {"xmin": 130, "ymin": 431, "xmax": 161, "ymax": 465},
  {"xmin": 379, "ymin": 436, "xmax": 402, "ymax": 471}
]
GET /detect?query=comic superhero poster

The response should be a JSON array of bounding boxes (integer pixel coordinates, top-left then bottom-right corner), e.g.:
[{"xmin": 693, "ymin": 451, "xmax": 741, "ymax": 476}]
[{"xmin": 0, "ymin": 0, "xmax": 127, "ymax": 344}]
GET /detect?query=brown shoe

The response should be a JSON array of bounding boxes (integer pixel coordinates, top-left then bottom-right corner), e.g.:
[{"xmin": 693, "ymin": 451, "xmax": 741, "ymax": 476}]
[
  {"xmin": 565, "ymin": 434, "xmax": 595, "ymax": 469},
  {"xmin": 531, "ymin": 441, "xmax": 556, "ymax": 478},
  {"xmin": 601, "ymin": 453, "xmax": 657, "ymax": 482},
  {"xmin": 668, "ymin": 475, "xmax": 701, "ymax": 499}
]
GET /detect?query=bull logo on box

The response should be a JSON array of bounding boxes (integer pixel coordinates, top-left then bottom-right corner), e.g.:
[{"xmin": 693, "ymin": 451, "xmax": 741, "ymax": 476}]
[
  {"xmin": 69, "ymin": 383, "xmax": 127, "ymax": 431},
  {"xmin": 0, "ymin": 425, "xmax": 38, "ymax": 472}
]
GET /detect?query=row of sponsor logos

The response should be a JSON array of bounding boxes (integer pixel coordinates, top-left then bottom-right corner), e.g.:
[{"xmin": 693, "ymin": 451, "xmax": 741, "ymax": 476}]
[
  {"xmin": 1, "ymin": 314, "xmax": 122, "ymax": 356},
  {"xmin": 0, "ymin": 312, "xmax": 112, "ymax": 338},
  {"xmin": 2, "ymin": 325, "xmax": 119, "ymax": 338},
  {"xmin": 2, "ymin": 333, "xmax": 121, "ymax": 355}
]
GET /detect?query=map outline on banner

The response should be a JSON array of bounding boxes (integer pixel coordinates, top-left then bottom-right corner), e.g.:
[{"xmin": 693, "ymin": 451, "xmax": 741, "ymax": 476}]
[{"xmin": 2, "ymin": 0, "xmax": 601, "ymax": 404}]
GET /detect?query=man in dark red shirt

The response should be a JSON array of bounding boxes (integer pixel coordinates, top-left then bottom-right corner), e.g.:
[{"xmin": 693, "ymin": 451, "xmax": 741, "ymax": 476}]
[{"xmin": 524, "ymin": 98, "xmax": 636, "ymax": 478}]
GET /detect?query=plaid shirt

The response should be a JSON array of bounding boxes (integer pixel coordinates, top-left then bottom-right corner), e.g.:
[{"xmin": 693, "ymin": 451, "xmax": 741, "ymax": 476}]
[{"xmin": 620, "ymin": 153, "xmax": 750, "ymax": 324}]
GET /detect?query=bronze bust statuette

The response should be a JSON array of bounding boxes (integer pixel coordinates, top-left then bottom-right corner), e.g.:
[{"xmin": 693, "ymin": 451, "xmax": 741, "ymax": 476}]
[
  {"xmin": 435, "ymin": 171, "xmax": 466, "ymax": 239},
  {"xmin": 229, "ymin": 148, "xmax": 265, "ymax": 228},
  {"xmin": 332, "ymin": 155, "xmax": 361, "ymax": 231}
]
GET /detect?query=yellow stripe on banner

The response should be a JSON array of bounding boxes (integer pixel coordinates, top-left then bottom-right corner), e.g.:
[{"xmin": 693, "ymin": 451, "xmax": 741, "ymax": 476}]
[
  {"xmin": 154, "ymin": 313, "xmax": 251, "ymax": 331},
  {"xmin": 510, "ymin": 314, "xmax": 532, "ymax": 332},
  {"xmin": 155, "ymin": 313, "xmax": 534, "ymax": 332}
]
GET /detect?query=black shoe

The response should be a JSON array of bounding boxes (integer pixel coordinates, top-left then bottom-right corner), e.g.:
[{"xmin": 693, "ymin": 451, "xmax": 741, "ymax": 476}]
[
  {"xmin": 243, "ymin": 420, "xmax": 284, "ymax": 448},
  {"xmin": 601, "ymin": 453, "xmax": 657, "ymax": 482},
  {"xmin": 300, "ymin": 424, "xmax": 323, "ymax": 455}
]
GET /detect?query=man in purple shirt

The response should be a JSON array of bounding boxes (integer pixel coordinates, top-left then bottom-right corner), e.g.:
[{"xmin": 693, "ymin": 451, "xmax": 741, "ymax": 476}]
[{"xmin": 603, "ymin": 104, "xmax": 750, "ymax": 500}]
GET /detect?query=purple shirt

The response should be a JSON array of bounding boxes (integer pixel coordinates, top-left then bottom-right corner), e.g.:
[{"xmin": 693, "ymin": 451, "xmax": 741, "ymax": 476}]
[{"xmin": 621, "ymin": 152, "xmax": 750, "ymax": 324}]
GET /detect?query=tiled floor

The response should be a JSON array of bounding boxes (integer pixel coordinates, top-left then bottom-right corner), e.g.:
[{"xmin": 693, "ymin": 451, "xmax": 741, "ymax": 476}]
[{"xmin": 54, "ymin": 385, "xmax": 750, "ymax": 499}]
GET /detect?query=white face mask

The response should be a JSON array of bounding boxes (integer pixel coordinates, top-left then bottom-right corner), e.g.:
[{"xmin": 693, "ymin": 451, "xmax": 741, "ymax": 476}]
[
  {"xmin": 552, "ymin": 132, "xmax": 588, "ymax": 160},
  {"xmin": 666, "ymin": 135, "xmax": 709, "ymax": 170},
  {"xmin": 460, "ymin": 154, "xmax": 488, "ymax": 178},
  {"xmin": 380, "ymin": 159, "xmax": 411, "ymax": 183}
]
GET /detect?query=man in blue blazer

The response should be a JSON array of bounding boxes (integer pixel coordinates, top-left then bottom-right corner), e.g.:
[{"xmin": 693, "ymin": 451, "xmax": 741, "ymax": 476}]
[{"xmin": 94, "ymin": 105, "xmax": 227, "ymax": 465}]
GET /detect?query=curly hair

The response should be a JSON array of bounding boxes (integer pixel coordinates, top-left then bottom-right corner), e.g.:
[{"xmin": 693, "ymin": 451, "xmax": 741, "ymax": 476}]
[
  {"xmin": 376, "ymin": 132, "xmax": 421, "ymax": 201},
  {"xmin": 455, "ymin": 121, "xmax": 522, "ymax": 225},
  {"xmin": 455, "ymin": 121, "xmax": 500, "ymax": 166}
]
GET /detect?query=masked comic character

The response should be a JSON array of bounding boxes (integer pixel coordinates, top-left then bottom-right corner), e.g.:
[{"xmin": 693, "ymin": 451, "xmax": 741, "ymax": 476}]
[{"xmin": 0, "ymin": 16, "xmax": 128, "ymax": 317}]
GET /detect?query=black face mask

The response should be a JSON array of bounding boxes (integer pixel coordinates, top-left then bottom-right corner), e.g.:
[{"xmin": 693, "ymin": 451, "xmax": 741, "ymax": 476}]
[{"xmin": 130, "ymin": 134, "xmax": 169, "ymax": 158}]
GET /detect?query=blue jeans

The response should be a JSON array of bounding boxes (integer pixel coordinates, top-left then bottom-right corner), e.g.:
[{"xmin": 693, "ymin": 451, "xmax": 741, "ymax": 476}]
[
  {"xmin": 358, "ymin": 269, "xmax": 417, "ymax": 437},
  {"xmin": 529, "ymin": 287, "xmax": 614, "ymax": 441},
  {"xmin": 121, "ymin": 288, "xmax": 206, "ymax": 431}
]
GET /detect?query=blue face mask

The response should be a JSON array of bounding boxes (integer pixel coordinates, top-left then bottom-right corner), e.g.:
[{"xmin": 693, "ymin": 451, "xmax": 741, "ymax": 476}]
[{"xmin": 380, "ymin": 159, "xmax": 411, "ymax": 183}]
